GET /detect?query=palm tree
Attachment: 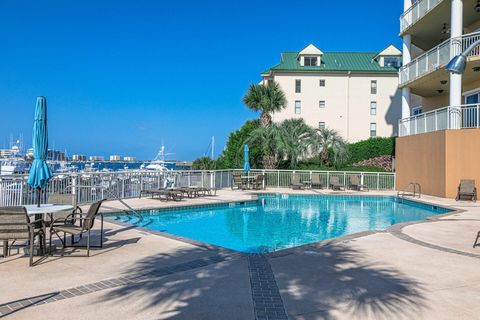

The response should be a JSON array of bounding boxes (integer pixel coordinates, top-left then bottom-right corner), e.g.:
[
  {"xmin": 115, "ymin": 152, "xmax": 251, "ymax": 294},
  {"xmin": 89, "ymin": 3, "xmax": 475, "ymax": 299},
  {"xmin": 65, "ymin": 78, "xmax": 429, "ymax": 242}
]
[
  {"xmin": 245, "ymin": 124, "xmax": 280, "ymax": 169},
  {"xmin": 275, "ymin": 119, "xmax": 315, "ymax": 169},
  {"xmin": 192, "ymin": 156, "xmax": 216, "ymax": 170},
  {"xmin": 243, "ymin": 82, "xmax": 287, "ymax": 127},
  {"xmin": 312, "ymin": 128, "xmax": 348, "ymax": 166}
]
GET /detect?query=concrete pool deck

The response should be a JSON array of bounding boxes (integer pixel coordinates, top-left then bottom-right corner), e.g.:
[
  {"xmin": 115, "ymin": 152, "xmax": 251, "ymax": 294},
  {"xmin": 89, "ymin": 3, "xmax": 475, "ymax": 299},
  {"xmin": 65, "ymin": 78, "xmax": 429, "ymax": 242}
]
[{"xmin": 1, "ymin": 189, "xmax": 479, "ymax": 319}]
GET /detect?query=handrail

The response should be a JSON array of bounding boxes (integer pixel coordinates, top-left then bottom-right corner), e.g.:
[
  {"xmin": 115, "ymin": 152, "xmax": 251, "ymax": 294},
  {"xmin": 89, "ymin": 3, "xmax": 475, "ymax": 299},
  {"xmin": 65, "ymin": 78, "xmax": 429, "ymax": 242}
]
[
  {"xmin": 64, "ymin": 184, "xmax": 143, "ymax": 222},
  {"xmin": 397, "ymin": 182, "xmax": 421, "ymax": 198}
]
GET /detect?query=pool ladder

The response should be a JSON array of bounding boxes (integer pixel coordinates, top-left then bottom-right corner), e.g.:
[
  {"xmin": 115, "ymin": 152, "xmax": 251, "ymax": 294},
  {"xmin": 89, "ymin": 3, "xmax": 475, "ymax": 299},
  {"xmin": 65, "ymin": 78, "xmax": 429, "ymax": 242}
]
[{"xmin": 397, "ymin": 182, "xmax": 421, "ymax": 199}]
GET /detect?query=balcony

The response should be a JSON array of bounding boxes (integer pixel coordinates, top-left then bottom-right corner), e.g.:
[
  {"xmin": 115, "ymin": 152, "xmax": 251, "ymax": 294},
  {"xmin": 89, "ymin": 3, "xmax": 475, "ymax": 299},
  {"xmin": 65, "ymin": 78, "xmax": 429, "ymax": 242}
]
[
  {"xmin": 399, "ymin": 32, "xmax": 480, "ymax": 88},
  {"xmin": 398, "ymin": 104, "xmax": 480, "ymax": 137},
  {"xmin": 400, "ymin": 0, "xmax": 444, "ymax": 34}
]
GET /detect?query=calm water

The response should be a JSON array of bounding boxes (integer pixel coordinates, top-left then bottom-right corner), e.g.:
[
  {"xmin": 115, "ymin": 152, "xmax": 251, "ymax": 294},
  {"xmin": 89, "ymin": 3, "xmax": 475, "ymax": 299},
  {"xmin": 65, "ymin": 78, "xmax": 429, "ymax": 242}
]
[{"xmin": 107, "ymin": 195, "xmax": 450, "ymax": 253}]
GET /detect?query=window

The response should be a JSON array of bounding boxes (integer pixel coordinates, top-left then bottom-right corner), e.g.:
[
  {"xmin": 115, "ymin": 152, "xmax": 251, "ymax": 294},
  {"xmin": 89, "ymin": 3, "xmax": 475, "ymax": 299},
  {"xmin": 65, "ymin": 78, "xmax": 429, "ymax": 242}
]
[
  {"xmin": 412, "ymin": 106, "xmax": 423, "ymax": 116},
  {"xmin": 371, "ymin": 80, "xmax": 377, "ymax": 94},
  {"xmin": 304, "ymin": 56, "xmax": 317, "ymax": 66},
  {"xmin": 370, "ymin": 101, "xmax": 377, "ymax": 115},
  {"xmin": 319, "ymin": 100, "xmax": 326, "ymax": 108},
  {"xmin": 319, "ymin": 79, "xmax": 326, "ymax": 87},
  {"xmin": 295, "ymin": 100, "xmax": 301, "ymax": 114},
  {"xmin": 370, "ymin": 123, "xmax": 377, "ymax": 137},
  {"xmin": 384, "ymin": 56, "xmax": 401, "ymax": 68},
  {"xmin": 319, "ymin": 122, "xmax": 325, "ymax": 129},
  {"xmin": 295, "ymin": 79, "xmax": 301, "ymax": 93}
]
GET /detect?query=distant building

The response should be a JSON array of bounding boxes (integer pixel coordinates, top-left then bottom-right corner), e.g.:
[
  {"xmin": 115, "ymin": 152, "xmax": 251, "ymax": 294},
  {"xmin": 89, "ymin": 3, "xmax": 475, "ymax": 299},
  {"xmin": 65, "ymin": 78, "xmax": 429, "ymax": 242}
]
[
  {"xmin": 47, "ymin": 149, "xmax": 66, "ymax": 161},
  {"xmin": 123, "ymin": 156, "xmax": 136, "ymax": 162},
  {"xmin": 72, "ymin": 154, "xmax": 87, "ymax": 161},
  {"xmin": 261, "ymin": 43, "xmax": 402, "ymax": 141},
  {"xmin": 109, "ymin": 155, "xmax": 122, "ymax": 161},
  {"xmin": 89, "ymin": 156, "xmax": 104, "ymax": 161}
]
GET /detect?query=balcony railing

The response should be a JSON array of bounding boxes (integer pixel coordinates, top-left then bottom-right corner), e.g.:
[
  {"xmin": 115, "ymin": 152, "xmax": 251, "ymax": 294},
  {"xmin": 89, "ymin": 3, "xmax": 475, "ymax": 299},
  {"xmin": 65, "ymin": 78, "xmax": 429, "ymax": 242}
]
[
  {"xmin": 400, "ymin": 32, "xmax": 480, "ymax": 86},
  {"xmin": 400, "ymin": 0, "xmax": 443, "ymax": 33},
  {"xmin": 399, "ymin": 104, "xmax": 480, "ymax": 137}
]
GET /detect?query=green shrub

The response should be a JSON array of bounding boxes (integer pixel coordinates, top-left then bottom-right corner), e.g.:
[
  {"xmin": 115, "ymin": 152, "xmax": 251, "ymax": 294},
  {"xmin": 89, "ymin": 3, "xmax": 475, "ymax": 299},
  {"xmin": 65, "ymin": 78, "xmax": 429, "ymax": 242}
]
[{"xmin": 347, "ymin": 137, "xmax": 395, "ymax": 164}]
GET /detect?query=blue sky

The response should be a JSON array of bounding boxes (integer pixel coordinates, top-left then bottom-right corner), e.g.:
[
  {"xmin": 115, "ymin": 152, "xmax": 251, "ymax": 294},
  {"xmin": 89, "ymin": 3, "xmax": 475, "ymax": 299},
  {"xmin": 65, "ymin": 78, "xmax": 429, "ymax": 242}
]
[{"xmin": 0, "ymin": 0, "xmax": 403, "ymax": 160}]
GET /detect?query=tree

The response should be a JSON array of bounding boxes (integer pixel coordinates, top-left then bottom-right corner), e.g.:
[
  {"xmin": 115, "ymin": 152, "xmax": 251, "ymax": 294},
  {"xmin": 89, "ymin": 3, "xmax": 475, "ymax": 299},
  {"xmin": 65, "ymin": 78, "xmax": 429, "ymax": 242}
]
[
  {"xmin": 191, "ymin": 156, "xmax": 216, "ymax": 170},
  {"xmin": 312, "ymin": 128, "xmax": 348, "ymax": 167},
  {"xmin": 275, "ymin": 119, "xmax": 315, "ymax": 169},
  {"xmin": 244, "ymin": 124, "xmax": 281, "ymax": 169},
  {"xmin": 242, "ymin": 82, "xmax": 287, "ymax": 127},
  {"xmin": 215, "ymin": 120, "xmax": 263, "ymax": 169}
]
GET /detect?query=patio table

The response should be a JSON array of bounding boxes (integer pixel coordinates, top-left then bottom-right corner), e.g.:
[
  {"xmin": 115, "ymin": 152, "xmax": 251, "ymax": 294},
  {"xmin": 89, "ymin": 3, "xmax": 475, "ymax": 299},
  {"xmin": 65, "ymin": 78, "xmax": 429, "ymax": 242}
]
[{"xmin": 241, "ymin": 175, "xmax": 256, "ymax": 189}]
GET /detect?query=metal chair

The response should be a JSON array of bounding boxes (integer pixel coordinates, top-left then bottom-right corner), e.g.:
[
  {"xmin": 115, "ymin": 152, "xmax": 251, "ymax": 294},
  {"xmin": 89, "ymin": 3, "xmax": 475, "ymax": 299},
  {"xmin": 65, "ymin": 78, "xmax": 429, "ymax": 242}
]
[
  {"xmin": 0, "ymin": 206, "xmax": 45, "ymax": 266},
  {"xmin": 49, "ymin": 200, "xmax": 104, "ymax": 256}
]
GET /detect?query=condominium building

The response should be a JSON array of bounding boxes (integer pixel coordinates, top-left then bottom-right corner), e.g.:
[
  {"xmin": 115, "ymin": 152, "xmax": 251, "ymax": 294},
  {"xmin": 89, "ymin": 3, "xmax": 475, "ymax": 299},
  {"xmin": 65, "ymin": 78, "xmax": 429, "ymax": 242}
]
[
  {"xmin": 396, "ymin": 0, "xmax": 480, "ymax": 198},
  {"xmin": 72, "ymin": 154, "xmax": 87, "ymax": 161},
  {"xmin": 261, "ymin": 44, "xmax": 402, "ymax": 142},
  {"xmin": 109, "ymin": 155, "xmax": 122, "ymax": 161},
  {"xmin": 89, "ymin": 156, "xmax": 104, "ymax": 161}
]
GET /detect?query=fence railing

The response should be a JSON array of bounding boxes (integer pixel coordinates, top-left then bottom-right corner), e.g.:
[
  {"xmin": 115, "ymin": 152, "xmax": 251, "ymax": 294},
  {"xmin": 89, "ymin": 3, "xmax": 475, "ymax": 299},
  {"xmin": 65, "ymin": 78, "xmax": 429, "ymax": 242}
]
[
  {"xmin": 400, "ymin": 0, "xmax": 443, "ymax": 33},
  {"xmin": 0, "ymin": 169, "xmax": 396, "ymax": 207},
  {"xmin": 398, "ymin": 104, "xmax": 480, "ymax": 137},
  {"xmin": 399, "ymin": 32, "xmax": 480, "ymax": 86}
]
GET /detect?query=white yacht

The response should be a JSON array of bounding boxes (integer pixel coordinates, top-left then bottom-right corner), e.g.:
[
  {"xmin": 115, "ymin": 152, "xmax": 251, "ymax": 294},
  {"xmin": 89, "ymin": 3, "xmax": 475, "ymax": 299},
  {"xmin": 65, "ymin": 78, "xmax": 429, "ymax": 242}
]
[
  {"xmin": 141, "ymin": 146, "xmax": 173, "ymax": 172},
  {"xmin": 0, "ymin": 159, "xmax": 30, "ymax": 176}
]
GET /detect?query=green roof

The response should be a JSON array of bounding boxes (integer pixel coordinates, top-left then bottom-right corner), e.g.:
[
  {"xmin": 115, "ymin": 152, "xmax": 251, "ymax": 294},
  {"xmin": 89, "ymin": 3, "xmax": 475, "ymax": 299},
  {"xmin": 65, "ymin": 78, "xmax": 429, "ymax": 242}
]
[{"xmin": 262, "ymin": 51, "xmax": 399, "ymax": 74}]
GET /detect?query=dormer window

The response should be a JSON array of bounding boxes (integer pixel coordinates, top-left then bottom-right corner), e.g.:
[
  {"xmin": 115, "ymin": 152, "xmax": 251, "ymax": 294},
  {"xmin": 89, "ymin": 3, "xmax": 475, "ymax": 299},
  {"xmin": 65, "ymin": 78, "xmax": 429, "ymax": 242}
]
[
  {"xmin": 383, "ymin": 56, "xmax": 402, "ymax": 68},
  {"xmin": 304, "ymin": 56, "xmax": 318, "ymax": 66}
]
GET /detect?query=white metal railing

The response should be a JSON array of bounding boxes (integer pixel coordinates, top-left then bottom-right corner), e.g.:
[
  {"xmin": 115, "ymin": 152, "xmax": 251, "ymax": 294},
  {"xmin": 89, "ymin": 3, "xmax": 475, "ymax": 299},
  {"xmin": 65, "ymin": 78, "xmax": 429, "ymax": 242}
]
[
  {"xmin": 398, "ymin": 104, "xmax": 480, "ymax": 137},
  {"xmin": 399, "ymin": 32, "xmax": 480, "ymax": 86},
  {"xmin": 0, "ymin": 169, "xmax": 396, "ymax": 206},
  {"xmin": 400, "ymin": 0, "xmax": 443, "ymax": 33}
]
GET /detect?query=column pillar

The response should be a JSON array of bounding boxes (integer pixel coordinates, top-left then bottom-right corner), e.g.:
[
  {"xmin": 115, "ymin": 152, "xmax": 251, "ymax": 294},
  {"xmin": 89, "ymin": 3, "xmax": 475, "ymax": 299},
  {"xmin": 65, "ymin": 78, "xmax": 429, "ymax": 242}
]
[
  {"xmin": 402, "ymin": 33, "xmax": 412, "ymax": 119},
  {"xmin": 449, "ymin": 0, "xmax": 463, "ymax": 128}
]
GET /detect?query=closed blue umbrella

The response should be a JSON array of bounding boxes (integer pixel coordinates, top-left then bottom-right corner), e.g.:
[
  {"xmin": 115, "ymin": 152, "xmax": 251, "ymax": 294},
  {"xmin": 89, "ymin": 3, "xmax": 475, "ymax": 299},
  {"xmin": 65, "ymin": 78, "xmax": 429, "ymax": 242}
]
[
  {"xmin": 243, "ymin": 144, "xmax": 250, "ymax": 172},
  {"xmin": 27, "ymin": 97, "xmax": 53, "ymax": 206}
]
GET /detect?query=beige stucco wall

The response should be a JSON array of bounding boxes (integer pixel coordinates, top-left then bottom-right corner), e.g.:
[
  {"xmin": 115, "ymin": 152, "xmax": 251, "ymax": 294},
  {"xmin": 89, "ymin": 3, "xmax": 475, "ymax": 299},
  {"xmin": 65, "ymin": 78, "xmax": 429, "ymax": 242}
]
[
  {"xmin": 270, "ymin": 72, "xmax": 401, "ymax": 142},
  {"xmin": 396, "ymin": 129, "xmax": 480, "ymax": 198}
]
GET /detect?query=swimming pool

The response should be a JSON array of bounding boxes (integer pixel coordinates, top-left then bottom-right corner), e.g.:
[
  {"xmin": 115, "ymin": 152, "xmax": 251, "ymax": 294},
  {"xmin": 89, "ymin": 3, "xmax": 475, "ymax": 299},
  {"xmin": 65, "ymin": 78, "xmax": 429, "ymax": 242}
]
[{"xmin": 107, "ymin": 195, "xmax": 451, "ymax": 253}]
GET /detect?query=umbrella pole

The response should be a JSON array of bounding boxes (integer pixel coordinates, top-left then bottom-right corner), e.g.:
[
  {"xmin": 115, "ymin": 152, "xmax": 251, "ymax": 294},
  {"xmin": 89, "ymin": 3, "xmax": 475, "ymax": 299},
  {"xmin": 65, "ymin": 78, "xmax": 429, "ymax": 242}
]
[{"xmin": 36, "ymin": 187, "xmax": 41, "ymax": 207}]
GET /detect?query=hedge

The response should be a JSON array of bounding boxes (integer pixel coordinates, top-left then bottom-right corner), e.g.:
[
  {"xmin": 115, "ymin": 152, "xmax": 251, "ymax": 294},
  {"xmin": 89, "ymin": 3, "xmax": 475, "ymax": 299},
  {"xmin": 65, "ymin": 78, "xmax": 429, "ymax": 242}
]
[{"xmin": 347, "ymin": 137, "xmax": 395, "ymax": 164}]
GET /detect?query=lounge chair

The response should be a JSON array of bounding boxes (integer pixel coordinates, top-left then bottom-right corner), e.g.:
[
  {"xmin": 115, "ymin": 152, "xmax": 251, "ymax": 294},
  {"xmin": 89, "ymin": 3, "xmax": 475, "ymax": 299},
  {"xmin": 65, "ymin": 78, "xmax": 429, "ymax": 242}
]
[
  {"xmin": 291, "ymin": 173, "xmax": 304, "ymax": 190},
  {"xmin": 311, "ymin": 174, "xmax": 323, "ymax": 189},
  {"xmin": 50, "ymin": 199, "xmax": 104, "ymax": 256},
  {"xmin": 231, "ymin": 173, "xmax": 246, "ymax": 190},
  {"xmin": 0, "ymin": 206, "xmax": 45, "ymax": 266},
  {"xmin": 349, "ymin": 175, "xmax": 369, "ymax": 191},
  {"xmin": 456, "ymin": 179, "xmax": 477, "ymax": 201},
  {"xmin": 329, "ymin": 176, "xmax": 345, "ymax": 191},
  {"xmin": 140, "ymin": 188, "xmax": 183, "ymax": 201}
]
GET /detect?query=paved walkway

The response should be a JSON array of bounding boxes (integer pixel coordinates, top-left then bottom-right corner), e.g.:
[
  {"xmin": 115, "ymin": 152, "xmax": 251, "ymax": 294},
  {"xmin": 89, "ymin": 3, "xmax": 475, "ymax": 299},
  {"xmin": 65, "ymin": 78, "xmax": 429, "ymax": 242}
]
[{"xmin": 1, "ymin": 189, "xmax": 480, "ymax": 319}]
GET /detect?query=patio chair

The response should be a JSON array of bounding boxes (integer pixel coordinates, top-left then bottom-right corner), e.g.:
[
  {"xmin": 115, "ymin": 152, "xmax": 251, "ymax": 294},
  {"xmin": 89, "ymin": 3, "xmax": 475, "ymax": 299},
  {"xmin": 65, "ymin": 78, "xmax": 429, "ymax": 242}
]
[
  {"xmin": 456, "ymin": 180, "xmax": 477, "ymax": 201},
  {"xmin": 291, "ymin": 173, "xmax": 304, "ymax": 190},
  {"xmin": 311, "ymin": 174, "xmax": 323, "ymax": 189},
  {"xmin": 0, "ymin": 206, "xmax": 45, "ymax": 266},
  {"xmin": 49, "ymin": 199, "xmax": 104, "ymax": 257},
  {"xmin": 231, "ymin": 173, "xmax": 246, "ymax": 190},
  {"xmin": 46, "ymin": 193, "xmax": 82, "ymax": 227},
  {"xmin": 252, "ymin": 174, "xmax": 264, "ymax": 190},
  {"xmin": 329, "ymin": 176, "xmax": 345, "ymax": 191},
  {"xmin": 349, "ymin": 175, "xmax": 369, "ymax": 191}
]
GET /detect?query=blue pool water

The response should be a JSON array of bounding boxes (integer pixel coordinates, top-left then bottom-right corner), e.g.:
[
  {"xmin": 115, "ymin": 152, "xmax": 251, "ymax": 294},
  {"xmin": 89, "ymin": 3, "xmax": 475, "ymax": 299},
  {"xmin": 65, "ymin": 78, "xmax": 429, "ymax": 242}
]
[{"xmin": 107, "ymin": 195, "xmax": 451, "ymax": 253}]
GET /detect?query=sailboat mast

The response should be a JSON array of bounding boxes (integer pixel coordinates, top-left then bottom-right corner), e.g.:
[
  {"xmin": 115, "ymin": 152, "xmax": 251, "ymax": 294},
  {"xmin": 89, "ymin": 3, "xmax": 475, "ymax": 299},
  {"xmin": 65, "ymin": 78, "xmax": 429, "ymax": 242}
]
[{"xmin": 211, "ymin": 136, "xmax": 215, "ymax": 160}]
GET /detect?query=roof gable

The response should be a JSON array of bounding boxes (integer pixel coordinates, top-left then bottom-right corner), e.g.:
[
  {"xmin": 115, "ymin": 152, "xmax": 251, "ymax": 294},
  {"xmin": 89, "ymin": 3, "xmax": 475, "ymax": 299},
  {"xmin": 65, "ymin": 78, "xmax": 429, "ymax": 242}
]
[
  {"xmin": 297, "ymin": 44, "xmax": 323, "ymax": 57},
  {"xmin": 374, "ymin": 45, "xmax": 402, "ymax": 60}
]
